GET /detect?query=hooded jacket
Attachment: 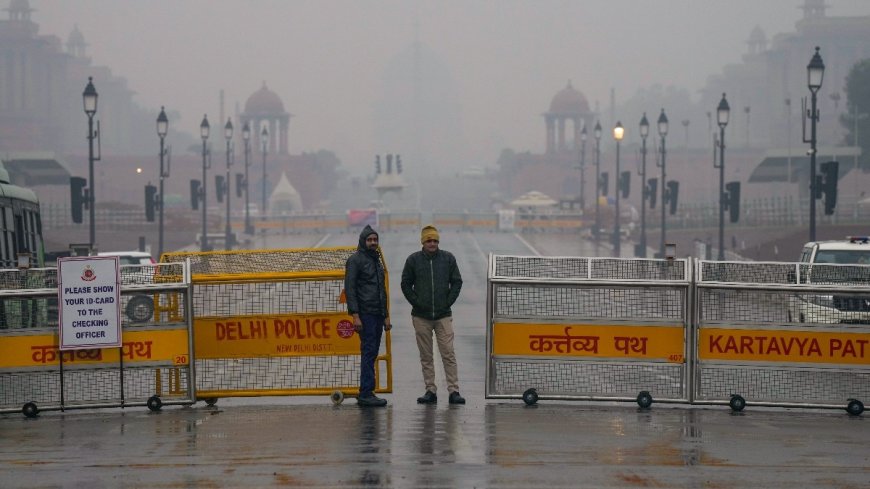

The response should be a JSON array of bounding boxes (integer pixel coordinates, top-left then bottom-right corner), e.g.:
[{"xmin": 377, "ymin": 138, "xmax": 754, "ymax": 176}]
[
  {"xmin": 400, "ymin": 247, "xmax": 462, "ymax": 320},
  {"xmin": 344, "ymin": 225, "xmax": 388, "ymax": 317}
]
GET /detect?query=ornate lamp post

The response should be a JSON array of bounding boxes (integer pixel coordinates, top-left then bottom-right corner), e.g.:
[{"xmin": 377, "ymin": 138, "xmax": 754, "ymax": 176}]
[
  {"xmin": 593, "ymin": 121, "xmax": 602, "ymax": 242},
  {"xmin": 657, "ymin": 109, "xmax": 669, "ymax": 258},
  {"xmin": 223, "ymin": 118, "xmax": 234, "ymax": 250},
  {"xmin": 82, "ymin": 77, "xmax": 99, "ymax": 248},
  {"xmin": 242, "ymin": 122, "xmax": 253, "ymax": 234},
  {"xmin": 579, "ymin": 124, "xmax": 587, "ymax": 210},
  {"xmin": 804, "ymin": 47, "xmax": 825, "ymax": 242},
  {"xmin": 716, "ymin": 94, "xmax": 730, "ymax": 260},
  {"xmin": 612, "ymin": 121, "xmax": 624, "ymax": 257},
  {"xmin": 260, "ymin": 125, "xmax": 269, "ymax": 218},
  {"xmin": 200, "ymin": 115, "xmax": 210, "ymax": 252},
  {"xmin": 638, "ymin": 113, "xmax": 649, "ymax": 257},
  {"xmin": 156, "ymin": 107, "xmax": 169, "ymax": 257}
]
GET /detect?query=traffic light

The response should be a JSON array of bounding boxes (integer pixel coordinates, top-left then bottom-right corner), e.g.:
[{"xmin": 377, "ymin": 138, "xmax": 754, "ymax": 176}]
[
  {"xmin": 599, "ymin": 172, "xmax": 609, "ymax": 197},
  {"xmin": 375, "ymin": 155, "xmax": 381, "ymax": 174},
  {"xmin": 386, "ymin": 154, "xmax": 393, "ymax": 174},
  {"xmin": 70, "ymin": 177, "xmax": 87, "ymax": 224},
  {"xmin": 236, "ymin": 173, "xmax": 245, "ymax": 198},
  {"xmin": 619, "ymin": 171, "xmax": 630, "ymax": 199},
  {"xmin": 144, "ymin": 184, "xmax": 157, "ymax": 222},
  {"xmin": 190, "ymin": 180, "xmax": 201, "ymax": 210},
  {"xmin": 820, "ymin": 161, "xmax": 838, "ymax": 215},
  {"xmin": 396, "ymin": 155, "xmax": 402, "ymax": 174},
  {"xmin": 647, "ymin": 178, "xmax": 658, "ymax": 209},
  {"xmin": 724, "ymin": 181, "xmax": 741, "ymax": 223},
  {"xmin": 665, "ymin": 180, "xmax": 679, "ymax": 215},
  {"xmin": 215, "ymin": 175, "xmax": 225, "ymax": 203}
]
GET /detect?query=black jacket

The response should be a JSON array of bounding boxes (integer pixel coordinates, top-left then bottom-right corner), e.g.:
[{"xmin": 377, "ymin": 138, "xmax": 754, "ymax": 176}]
[
  {"xmin": 344, "ymin": 225, "xmax": 388, "ymax": 317},
  {"xmin": 401, "ymin": 247, "xmax": 462, "ymax": 320}
]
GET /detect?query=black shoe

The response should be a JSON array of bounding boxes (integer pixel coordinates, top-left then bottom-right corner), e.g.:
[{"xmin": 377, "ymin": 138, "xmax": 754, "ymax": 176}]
[
  {"xmin": 417, "ymin": 391, "xmax": 437, "ymax": 404},
  {"xmin": 448, "ymin": 391, "xmax": 466, "ymax": 405},
  {"xmin": 357, "ymin": 395, "xmax": 387, "ymax": 407}
]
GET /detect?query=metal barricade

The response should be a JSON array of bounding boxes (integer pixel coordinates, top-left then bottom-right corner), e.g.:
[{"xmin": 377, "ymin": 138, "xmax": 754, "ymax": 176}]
[
  {"xmin": 694, "ymin": 260, "xmax": 870, "ymax": 414},
  {"xmin": 0, "ymin": 262, "xmax": 194, "ymax": 417},
  {"xmin": 161, "ymin": 247, "xmax": 392, "ymax": 405},
  {"xmin": 486, "ymin": 254, "xmax": 691, "ymax": 406}
]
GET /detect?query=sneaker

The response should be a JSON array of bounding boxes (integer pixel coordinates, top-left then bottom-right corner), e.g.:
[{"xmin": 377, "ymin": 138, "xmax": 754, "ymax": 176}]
[
  {"xmin": 357, "ymin": 395, "xmax": 387, "ymax": 407},
  {"xmin": 416, "ymin": 391, "xmax": 437, "ymax": 404},
  {"xmin": 448, "ymin": 391, "xmax": 466, "ymax": 405}
]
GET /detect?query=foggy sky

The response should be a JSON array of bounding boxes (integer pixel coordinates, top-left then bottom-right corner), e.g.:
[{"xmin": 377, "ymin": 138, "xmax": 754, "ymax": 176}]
[{"xmin": 33, "ymin": 0, "xmax": 870, "ymax": 173}]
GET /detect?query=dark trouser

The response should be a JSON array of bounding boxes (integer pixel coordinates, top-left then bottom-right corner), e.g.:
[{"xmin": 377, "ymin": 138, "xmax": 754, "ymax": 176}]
[{"xmin": 358, "ymin": 314, "xmax": 384, "ymax": 397}]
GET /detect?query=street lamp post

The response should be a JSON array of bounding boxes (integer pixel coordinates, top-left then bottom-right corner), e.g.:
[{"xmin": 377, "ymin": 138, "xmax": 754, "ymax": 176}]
[
  {"xmin": 242, "ymin": 122, "xmax": 253, "ymax": 234},
  {"xmin": 260, "ymin": 125, "xmax": 269, "ymax": 218},
  {"xmin": 716, "ymin": 94, "xmax": 730, "ymax": 260},
  {"xmin": 613, "ymin": 121, "xmax": 624, "ymax": 257},
  {"xmin": 156, "ymin": 107, "xmax": 169, "ymax": 257},
  {"xmin": 593, "ymin": 121, "xmax": 602, "ymax": 242},
  {"xmin": 657, "ymin": 109, "xmax": 669, "ymax": 258},
  {"xmin": 224, "ymin": 118, "xmax": 234, "ymax": 251},
  {"xmin": 579, "ymin": 124, "xmax": 587, "ymax": 210},
  {"xmin": 804, "ymin": 46, "xmax": 825, "ymax": 242},
  {"xmin": 638, "ymin": 114, "xmax": 649, "ymax": 257},
  {"xmin": 200, "ymin": 115, "xmax": 210, "ymax": 252},
  {"xmin": 82, "ymin": 77, "xmax": 99, "ymax": 249}
]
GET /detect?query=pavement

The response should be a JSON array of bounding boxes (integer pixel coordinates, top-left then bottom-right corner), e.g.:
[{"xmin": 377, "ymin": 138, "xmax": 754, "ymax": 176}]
[{"xmin": 2, "ymin": 230, "xmax": 868, "ymax": 488}]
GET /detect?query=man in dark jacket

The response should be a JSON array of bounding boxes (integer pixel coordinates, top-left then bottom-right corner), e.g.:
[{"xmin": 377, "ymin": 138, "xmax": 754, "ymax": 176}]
[
  {"xmin": 400, "ymin": 225, "xmax": 465, "ymax": 404},
  {"xmin": 345, "ymin": 225, "xmax": 391, "ymax": 407}
]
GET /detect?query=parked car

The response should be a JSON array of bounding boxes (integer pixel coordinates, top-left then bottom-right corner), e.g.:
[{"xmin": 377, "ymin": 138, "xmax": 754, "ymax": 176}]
[{"xmin": 788, "ymin": 236, "xmax": 870, "ymax": 324}]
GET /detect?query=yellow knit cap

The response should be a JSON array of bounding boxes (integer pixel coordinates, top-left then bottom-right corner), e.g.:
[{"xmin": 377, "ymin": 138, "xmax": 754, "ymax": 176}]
[{"xmin": 421, "ymin": 225, "xmax": 440, "ymax": 244}]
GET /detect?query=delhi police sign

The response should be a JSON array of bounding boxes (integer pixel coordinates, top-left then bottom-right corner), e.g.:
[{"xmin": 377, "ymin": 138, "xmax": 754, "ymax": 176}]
[{"xmin": 58, "ymin": 256, "xmax": 122, "ymax": 350}]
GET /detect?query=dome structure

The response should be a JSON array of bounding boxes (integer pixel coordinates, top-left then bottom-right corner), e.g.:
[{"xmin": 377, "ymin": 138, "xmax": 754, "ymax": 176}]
[
  {"xmin": 66, "ymin": 25, "xmax": 87, "ymax": 57},
  {"xmin": 244, "ymin": 82, "xmax": 285, "ymax": 115},
  {"xmin": 549, "ymin": 81, "xmax": 590, "ymax": 115}
]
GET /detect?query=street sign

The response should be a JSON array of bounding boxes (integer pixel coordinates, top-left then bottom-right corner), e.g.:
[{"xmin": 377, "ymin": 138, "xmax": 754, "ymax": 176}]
[{"xmin": 58, "ymin": 256, "xmax": 121, "ymax": 350}]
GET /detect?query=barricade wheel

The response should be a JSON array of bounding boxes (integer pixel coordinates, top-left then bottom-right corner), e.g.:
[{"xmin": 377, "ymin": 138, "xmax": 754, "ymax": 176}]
[
  {"xmin": 729, "ymin": 395, "xmax": 747, "ymax": 412},
  {"xmin": 204, "ymin": 398, "xmax": 218, "ymax": 407},
  {"xmin": 846, "ymin": 399, "xmax": 864, "ymax": 416},
  {"xmin": 522, "ymin": 388, "xmax": 538, "ymax": 406},
  {"xmin": 22, "ymin": 402, "xmax": 38, "ymax": 418},
  {"xmin": 636, "ymin": 391, "xmax": 653, "ymax": 409},
  {"xmin": 147, "ymin": 395, "xmax": 163, "ymax": 412},
  {"xmin": 330, "ymin": 391, "xmax": 345, "ymax": 405}
]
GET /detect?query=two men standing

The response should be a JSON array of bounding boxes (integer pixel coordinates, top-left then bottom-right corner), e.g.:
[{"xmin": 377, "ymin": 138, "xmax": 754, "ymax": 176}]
[{"xmin": 344, "ymin": 224, "xmax": 464, "ymax": 407}]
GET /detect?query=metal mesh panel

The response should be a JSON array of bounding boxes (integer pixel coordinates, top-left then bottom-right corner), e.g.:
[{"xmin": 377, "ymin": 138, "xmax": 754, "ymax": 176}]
[
  {"xmin": 492, "ymin": 255, "xmax": 686, "ymax": 281},
  {"xmin": 62, "ymin": 367, "xmax": 122, "ymax": 403},
  {"xmin": 196, "ymin": 356, "xmax": 360, "ymax": 391},
  {"xmin": 194, "ymin": 280, "xmax": 345, "ymax": 317},
  {"xmin": 123, "ymin": 366, "xmax": 191, "ymax": 400},
  {"xmin": 700, "ymin": 261, "xmax": 870, "ymax": 285},
  {"xmin": 160, "ymin": 248, "xmax": 354, "ymax": 275},
  {"xmin": 493, "ymin": 359, "xmax": 684, "ymax": 399},
  {"xmin": 0, "ymin": 267, "xmax": 57, "ymax": 290},
  {"xmin": 494, "ymin": 284, "xmax": 685, "ymax": 321},
  {"xmin": 0, "ymin": 371, "xmax": 61, "ymax": 408},
  {"xmin": 696, "ymin": 365, "xmax": 870, "ymax": 404},
  {"xmin": 699, "ymin": 288, "xmax": 790, "ymax": 323}
]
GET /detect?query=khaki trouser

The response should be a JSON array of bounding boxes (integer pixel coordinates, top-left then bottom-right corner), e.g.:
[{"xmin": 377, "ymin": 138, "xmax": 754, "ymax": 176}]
[{"xmin": 412, "ymin": 315, "xmax": 459, "ymax": 394}]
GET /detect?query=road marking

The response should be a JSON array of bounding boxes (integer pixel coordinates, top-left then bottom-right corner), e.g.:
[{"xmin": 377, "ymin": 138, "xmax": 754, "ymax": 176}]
[
  {"xmin": 313, "ymin": 234, "xmax": 331, "ymax": 248},
  {"xmin": 471, "ymin": 233, "xmax": 487, "ymax": 262},
  {"xmin": 513, "ymin": 233, "xmax": 541, "ymax": 256}
]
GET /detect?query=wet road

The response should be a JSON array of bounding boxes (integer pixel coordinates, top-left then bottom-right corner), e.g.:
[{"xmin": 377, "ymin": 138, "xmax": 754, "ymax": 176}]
[{"xmin": 1, "ymin": 231, "xmax": 868, "ymax": 488}]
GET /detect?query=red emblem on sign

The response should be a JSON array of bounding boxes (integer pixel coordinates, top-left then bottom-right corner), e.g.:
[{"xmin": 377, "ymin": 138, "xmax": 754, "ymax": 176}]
[
  {"xmin": 337, "ymin": 319, "xmax": 355, "ymax": 339},
  {"xmin": 81, "ymin": 265, "xmax": 96, "ymax": 282}
]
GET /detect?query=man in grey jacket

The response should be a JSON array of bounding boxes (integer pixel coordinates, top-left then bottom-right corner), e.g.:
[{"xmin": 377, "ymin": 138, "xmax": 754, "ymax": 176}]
[
  {"xmin": 345, "ymin": 224, "xmax": 391, "ymax": 407},
  {"xmin": 400, "ymin": 225, "xmax": 465, "ymax": 404}
]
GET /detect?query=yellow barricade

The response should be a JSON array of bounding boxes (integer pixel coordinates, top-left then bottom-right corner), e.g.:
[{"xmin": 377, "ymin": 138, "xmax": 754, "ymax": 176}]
[{"xmin": 160, "ymin": 247, "xmax": 392, "ymax": 405}]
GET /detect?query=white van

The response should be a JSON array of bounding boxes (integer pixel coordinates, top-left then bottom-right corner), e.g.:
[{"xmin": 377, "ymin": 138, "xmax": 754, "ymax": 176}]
[{"xmin": 788, "ymin": 236, "xmax": 870, "ymax": 324}]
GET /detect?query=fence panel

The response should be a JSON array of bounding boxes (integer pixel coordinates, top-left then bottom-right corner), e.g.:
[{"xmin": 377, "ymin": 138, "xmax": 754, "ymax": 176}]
[
  {"xmin": 161, "ymin": 247, "xmax": 392, "ymax": 404},
  {"xmin": 0, "ymin": 262, "xmax": 194, "ymax": 416},
  {"xmin": 694, "ymin": 260, "xmax": 870, "ymax": 411},
  {"xmin": 486, "ymin": 255, "xmax": 691, "ymax": 405}
]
